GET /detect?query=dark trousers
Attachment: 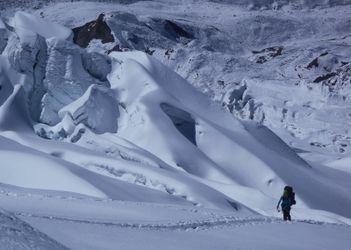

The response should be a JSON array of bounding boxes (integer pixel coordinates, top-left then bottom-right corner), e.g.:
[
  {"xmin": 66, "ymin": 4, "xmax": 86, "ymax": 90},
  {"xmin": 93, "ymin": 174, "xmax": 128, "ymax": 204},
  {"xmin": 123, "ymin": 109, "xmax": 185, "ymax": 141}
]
[{"xmin": 283, "ymin": 209, "xmax": 291, "ymax": 221}]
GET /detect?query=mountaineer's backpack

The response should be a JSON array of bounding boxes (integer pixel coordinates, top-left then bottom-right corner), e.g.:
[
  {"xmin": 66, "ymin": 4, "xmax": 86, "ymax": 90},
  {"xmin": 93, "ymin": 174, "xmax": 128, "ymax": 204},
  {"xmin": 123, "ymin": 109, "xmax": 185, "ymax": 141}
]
[{"xmin": 284, "ymin": 186, "xmax": 296, "ymax": 205}]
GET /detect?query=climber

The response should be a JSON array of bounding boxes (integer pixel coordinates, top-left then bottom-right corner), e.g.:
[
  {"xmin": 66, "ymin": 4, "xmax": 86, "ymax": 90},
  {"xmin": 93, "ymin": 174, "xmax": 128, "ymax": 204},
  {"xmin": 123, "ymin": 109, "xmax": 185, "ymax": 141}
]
[{"xmin": 277, "ymin": 186, "xmax": 296, "ymax": 221}]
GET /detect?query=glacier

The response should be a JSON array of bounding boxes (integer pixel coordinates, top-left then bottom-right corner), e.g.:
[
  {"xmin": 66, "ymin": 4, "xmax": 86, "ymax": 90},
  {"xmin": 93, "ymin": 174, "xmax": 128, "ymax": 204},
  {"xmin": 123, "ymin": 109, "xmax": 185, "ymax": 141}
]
[{"xmin": 0, "ymin": 1, "xmax": 351, "ymax": 249}]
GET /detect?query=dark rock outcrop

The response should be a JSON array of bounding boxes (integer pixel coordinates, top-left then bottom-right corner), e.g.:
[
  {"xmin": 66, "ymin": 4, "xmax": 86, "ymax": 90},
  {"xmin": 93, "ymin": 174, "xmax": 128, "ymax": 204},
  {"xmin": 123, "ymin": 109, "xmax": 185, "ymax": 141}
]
[{"xmin": 72, "ymin": 14, "xmax": 114, "ymax": 48}]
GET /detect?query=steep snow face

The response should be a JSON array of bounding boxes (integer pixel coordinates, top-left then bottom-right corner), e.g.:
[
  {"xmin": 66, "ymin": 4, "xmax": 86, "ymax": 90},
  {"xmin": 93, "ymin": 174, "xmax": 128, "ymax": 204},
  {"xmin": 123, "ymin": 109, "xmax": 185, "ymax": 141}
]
[{"xmin": 1, "ymin": 10, "xmax": 351, "ymax": 224}]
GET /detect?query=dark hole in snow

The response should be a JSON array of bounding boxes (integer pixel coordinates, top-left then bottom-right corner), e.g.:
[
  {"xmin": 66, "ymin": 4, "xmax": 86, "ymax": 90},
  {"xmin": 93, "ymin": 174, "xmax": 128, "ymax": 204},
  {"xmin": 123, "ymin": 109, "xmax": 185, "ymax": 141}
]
[
  {"xmin": 70, "ymin": 128, "xmax": 85, "ymax": 143},
  {"xmin": 145, "ymin": 47, "xmax": 155, "ymax": 55},
  {"xmin": 306, "ymin": 57, "xmax": 319, "ymax": 69},
  {"xmin": 163, "ymin": 20, "xmax": 194, "ymax": 40},
  {"xmin": 226, "ymin": 200, "xmax": 239, "ymax": 211},
  {"xmin": 313, "ymin": 72, "xmax": 337, "ymax": 83},
  {"xmin": 160, "ymin": 103, "xmax": 197, "ymax": 146},
  {"xmin": 72, "ymin": 13, "xmax": 115, "ymax": 48},
  {"xmin": 107, "ymin": 44, "xmax": 123, "ymax": 54},
  {"xmin": 306, "ymin": 52, "xmax": 328, "ymax": 69},
  {"xmin": 267, "ymin": 179, "xmax": 274, "ymax": 185},
  {"xmin": 50, "ymin": 151, "xmax": 63, "ymax": 158}
]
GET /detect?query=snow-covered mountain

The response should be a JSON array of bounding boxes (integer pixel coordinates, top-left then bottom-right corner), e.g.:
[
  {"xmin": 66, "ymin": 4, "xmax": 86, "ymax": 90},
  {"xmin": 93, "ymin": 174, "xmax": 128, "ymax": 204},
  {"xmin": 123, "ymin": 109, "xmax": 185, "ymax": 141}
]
[{"xmin": 0, "ymin": 1, "xmax": 351, "ymax": 249}]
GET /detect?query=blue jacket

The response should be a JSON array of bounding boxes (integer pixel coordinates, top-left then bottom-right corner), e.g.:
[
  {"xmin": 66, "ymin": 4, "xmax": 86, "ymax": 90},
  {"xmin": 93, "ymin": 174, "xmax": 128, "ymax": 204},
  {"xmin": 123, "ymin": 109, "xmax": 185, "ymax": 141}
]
[{"xmin": 277, "ymin": 196, "xmax": 292, "ymax": 210}]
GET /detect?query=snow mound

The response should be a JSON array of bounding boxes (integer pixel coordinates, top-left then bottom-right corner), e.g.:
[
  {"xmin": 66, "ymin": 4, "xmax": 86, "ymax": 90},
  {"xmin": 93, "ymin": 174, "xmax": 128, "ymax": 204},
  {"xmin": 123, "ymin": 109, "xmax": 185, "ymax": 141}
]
[{"xmin": 0, "ymin": 136, "xmax": 106, "ymax": 198}]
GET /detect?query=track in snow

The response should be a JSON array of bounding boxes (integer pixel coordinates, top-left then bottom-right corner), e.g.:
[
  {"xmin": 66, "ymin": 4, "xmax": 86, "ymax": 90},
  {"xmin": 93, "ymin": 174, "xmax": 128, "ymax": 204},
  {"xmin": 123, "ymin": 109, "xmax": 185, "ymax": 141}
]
[{"xmin": 15, "ymin": 212, "xmax": 348, "ymax": 232}]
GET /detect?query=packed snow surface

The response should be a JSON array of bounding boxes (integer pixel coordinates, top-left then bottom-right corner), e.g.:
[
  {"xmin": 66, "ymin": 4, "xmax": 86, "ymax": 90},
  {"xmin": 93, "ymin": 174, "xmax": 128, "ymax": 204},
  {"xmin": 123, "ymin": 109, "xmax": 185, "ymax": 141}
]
[{"xmin": 0, "ymin": 1, "xmax": 351, "ymax": 249}]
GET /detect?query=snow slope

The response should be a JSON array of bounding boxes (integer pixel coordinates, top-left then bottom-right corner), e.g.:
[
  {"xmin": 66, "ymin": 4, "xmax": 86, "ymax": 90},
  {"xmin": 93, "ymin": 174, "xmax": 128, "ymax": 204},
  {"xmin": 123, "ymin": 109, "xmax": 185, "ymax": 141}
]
[
  {"xmin": 0, "ymin": 185, "xmax": 350, "ymax": 250},
  {"xmin": 0, "ymin": 207, "xmax": 67, "ymax": 250},
  {"xmin": 5, "ymin": 0, "xmax": 347, "ymax": 163},
  {"xmin": 0, "ymin": 2, "xmax": 350, "ymax": 249}
]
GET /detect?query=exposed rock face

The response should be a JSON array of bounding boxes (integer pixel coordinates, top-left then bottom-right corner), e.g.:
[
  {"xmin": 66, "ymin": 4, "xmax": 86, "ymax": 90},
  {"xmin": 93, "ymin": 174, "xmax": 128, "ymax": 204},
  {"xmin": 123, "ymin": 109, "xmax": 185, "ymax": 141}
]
[
  {"xmin": 300, "ymin": 51, "xmax": 351, "ymax": 101},
  {"xmin": 72, "ymin": 13, "xmax": 115, "ymax": 48}
]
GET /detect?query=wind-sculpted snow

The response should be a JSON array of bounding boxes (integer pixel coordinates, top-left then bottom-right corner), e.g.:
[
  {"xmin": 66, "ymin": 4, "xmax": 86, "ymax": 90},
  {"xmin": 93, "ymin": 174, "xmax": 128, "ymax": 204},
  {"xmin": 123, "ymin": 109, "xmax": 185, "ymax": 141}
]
[
  {"xmin": 0, "ymin": 3, "xmax": 351, "ymax": 249},
  {"xmin": 1, "ymin": 9, "xmax": 351, "ymax": 231}
]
